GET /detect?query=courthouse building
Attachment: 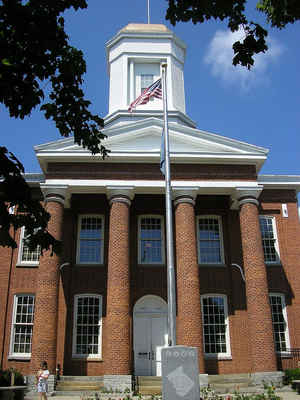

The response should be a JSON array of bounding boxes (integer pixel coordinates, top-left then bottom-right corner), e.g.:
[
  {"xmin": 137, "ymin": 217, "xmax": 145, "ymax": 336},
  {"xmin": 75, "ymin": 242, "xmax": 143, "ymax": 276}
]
[{"xmin": 1, "ymin": 23, "xmax": 300, "ymax": 388}]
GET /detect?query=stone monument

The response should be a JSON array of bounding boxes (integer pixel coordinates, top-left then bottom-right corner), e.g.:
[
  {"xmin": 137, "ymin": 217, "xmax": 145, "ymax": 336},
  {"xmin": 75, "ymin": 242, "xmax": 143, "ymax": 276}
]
[{"xmin": 162, "ymin": 346, "xmax": 200, "ymax": 400}]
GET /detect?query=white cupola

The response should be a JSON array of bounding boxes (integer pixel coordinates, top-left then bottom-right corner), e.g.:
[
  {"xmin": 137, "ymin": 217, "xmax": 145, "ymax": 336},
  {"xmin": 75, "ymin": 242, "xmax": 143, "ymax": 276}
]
[{"xmin": 105, "ymin": 23, "xmax": 196, "ymax": 128}]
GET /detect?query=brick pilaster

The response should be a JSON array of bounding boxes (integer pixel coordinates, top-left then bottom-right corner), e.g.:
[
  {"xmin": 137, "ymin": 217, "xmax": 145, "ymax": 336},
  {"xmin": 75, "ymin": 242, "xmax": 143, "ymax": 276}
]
[
  {"xmin": 174, "ymin": 193, "xmax": 205, "ymax": 373},
  {"xmin": 105, "ymin": 192, "xmax": 132, "ymax": 374},
  {"xmin": 31, "ymin": 186, "xmax": 67, "ymax": 374},
  {"xmin": 237, "ymin": 189, "xmax": 277, "ymax": 372}
]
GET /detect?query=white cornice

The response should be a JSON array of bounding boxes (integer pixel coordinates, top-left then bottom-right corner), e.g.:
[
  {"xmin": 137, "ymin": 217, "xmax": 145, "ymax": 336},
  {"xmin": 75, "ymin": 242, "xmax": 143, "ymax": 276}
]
[
  {"xmin": 103, "ymin": 109, "xmax": 197, "ymax": 129},
  {"xmin": 23, "ymin": 173, "xmax": 45, "ymax": 187},
  {"xmin": 105, "ymin": 24, "xmax": 186, "ymax": 55},
  {"xmin": 258, "ymin": 175, "xmax": 300, "ymax": 192},
  {"xmin": 34, "ymin": 116, "xmax": 271, "ymax": 175},
  {"xmin": 35, "ymin": 118, "xmax": 268, "ymax": 156},
  {"xmin": 42, "ymin": 178, "xmax": 261, "ymax": 209},
  {"xmin": 43, "ymin": 178, "xmax": 258, "ymax": 195}
]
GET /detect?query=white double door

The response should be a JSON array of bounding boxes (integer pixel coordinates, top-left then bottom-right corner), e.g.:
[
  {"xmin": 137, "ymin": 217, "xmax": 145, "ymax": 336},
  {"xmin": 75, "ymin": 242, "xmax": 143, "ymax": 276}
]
[{"xmin": 134, "ymin": 313, "xmax": 168, "ymax": 376}]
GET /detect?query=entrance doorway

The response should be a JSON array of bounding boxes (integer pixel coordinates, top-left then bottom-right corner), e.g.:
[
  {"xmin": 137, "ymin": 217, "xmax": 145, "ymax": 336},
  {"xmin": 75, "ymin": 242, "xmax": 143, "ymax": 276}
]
[{"xmin": 133, "ymin": 295, "xmax": 168, "ymax": 376}]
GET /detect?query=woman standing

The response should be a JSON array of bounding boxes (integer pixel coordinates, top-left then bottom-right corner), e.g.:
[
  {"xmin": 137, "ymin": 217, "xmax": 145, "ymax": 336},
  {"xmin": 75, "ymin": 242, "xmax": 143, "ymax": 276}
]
[{"xmin": 36, "ymin": 361, "xmax": 49, "ymax": 400}]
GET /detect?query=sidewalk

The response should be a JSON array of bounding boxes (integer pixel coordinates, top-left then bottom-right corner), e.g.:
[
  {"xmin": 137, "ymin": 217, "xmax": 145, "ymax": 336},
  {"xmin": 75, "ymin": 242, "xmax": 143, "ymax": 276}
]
[
  {"xmin": 24, "ymin": 393, "xmax": 300, "ymax": 400},
  {"xmin": 24, "ymin": 388, "xmax": 300, "ymax": 400},
  {"xmin": 276, "ymin": 391, "xmax": 300, "ymax": 400}
]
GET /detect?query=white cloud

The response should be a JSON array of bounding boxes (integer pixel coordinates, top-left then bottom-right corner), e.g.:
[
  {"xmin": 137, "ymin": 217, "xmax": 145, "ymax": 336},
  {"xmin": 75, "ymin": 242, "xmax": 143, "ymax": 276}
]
[{"xmin": 204, "ymin": 27, "xmax": 284, "ymax": 91}]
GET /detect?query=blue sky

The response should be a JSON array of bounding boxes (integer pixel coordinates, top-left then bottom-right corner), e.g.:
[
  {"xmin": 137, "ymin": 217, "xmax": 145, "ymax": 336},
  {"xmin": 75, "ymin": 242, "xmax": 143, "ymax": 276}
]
[{"xmin": 1, "ymin": 0, "xmax": 299, "ymax": 177}]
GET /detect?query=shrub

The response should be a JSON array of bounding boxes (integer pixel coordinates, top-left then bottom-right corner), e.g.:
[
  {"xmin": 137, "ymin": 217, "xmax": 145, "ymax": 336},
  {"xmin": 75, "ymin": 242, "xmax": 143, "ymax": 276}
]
[
  {"xmin": 283, "ymin": 368, "xmax": 300, "ymax": 385},
  {"xmin": 13, "ymin": 369, "xmax": 25, "ymax": 385},
  {"xmin": 0, "ymin": 370, "xmax": 10, "ymax": 387},
  {"xmin": 0, "ymin": 369, "xmax": 24, "ymax": 387}
]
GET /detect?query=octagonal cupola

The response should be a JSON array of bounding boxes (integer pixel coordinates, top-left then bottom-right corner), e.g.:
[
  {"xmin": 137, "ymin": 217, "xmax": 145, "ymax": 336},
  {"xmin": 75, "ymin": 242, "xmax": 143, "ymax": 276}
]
[{"xmin": 105, "ymin": 23, "xmax": 195, "ymax": 128}]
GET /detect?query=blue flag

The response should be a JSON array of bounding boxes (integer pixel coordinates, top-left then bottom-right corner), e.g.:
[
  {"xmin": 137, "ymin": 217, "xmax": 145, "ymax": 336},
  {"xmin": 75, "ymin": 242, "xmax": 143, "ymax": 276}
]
[{"xmin": 160, "ymin": 129, "xmax": 165, "ymax": 176}]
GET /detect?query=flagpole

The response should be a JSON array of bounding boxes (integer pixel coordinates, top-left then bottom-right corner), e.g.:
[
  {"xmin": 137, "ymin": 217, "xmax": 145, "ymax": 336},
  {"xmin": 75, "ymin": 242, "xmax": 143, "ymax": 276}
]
[
  {"xmin": 161, "ymin": 64, "xmax": 176, "ymax": 347},
  {"xmin": 147, "ymin": 0, "xmax": 150, "ymax": 24}
]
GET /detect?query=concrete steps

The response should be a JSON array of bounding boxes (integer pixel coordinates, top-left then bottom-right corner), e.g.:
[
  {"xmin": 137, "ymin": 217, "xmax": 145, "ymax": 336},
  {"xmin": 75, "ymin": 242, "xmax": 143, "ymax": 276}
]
[
  {"xmin": 55, "ymin": 376, "xmax": 104, "ymax": 397},
  {"xmin": 208, "ymin": 373, "xmax": 252, "ymax": 393},
  {"xmin": 25, "ymin": 373, "xmax": 288, "ymax": 398},
  {"xmin": 136, "ymin": 376, "xmax": 162, "ymax": 395},
  {"xmin": 136, "ymin": 373, "xmax": 273, "ymax": 396}
]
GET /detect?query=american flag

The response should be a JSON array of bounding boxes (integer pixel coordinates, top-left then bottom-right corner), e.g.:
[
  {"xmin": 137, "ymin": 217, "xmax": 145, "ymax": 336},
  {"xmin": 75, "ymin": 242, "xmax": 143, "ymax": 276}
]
[{"xmin": 128, "ymin": 78, "xmax": 162, "ymax": 112}]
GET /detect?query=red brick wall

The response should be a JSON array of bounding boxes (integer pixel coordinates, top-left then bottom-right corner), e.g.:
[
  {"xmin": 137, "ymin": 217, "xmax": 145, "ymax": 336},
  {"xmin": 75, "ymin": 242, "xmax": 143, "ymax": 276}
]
[
  {"xmin": 1, "ymin": 189, "xmax": 300, "ymax": 376},
  {"xmin": 105, "ymin": 199, "xmax": 131, "ymax": 374},
  {"xmin": 263, "ymin": 201, "xmax": 300, "ymax": 353},
  {"xmin": 175, "ymin": 200, "xmax": 205, "ymax": 372},
  {"xmin": 46, "ymin": 163, "xmax": 257, "ymax": 181},
  {"xmin": 0, "ymin": 222, "xmax": 37, "ymax": 374},
  {"xmin": 0, "ymin": 243, "xmax": 14, "ymax": 369},
  {"xmin": 30, "ymin": 199, "xmax": 65, "ymax": 374},
  {"xmin": 239, "ymin": 201, "xmax": 277, "ymax": 372},
  {"xmin": 56, "ymin": 201, "xmax": 109, "ymax": 376}
]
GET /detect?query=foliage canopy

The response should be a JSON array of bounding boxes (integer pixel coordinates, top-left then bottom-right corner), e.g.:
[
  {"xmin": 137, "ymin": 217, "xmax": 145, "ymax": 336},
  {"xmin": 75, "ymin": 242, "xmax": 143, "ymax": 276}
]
[
  {"xmin": 1, "ymin": 0, "xmax": 299, "ymax": 252},
  {"xmin": 166, "ymin": 0, "xmax": 300, "ymax": 69},
  {"xmin": 0, "ymin": 0, "xmax": 108, "ymax": 252}
]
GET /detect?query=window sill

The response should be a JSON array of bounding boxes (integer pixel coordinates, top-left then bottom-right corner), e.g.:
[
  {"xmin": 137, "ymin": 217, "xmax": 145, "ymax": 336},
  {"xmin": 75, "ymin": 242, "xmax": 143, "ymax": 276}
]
[
  {"xmin": 16, "ymin": 263, "xmax": 39, "ymax": 268},
  {"xmin": 75, "ymin": 264, "xmax": 104, "ymax": 267},
  {"xmin": 8, "ymin": 355, "xmax": 31, "ymax": 361},
  {"xmin": 204, "ymin": 354, "xmax": 232, "ymax": 360},
  {"xmin": 277, "ymin": 352, "xmax": 292, "ymax": 358},
  {"xmin": 72, "ymin": 356, "xmax": 103, "ymax": 362},
  {"xmin": 138, "ymin": 263, "xmax": 165, "ymax": 267},
  {"xmin": 199, "ymin": 263, "xmax": 226, "ymax": 268},
  {"xmin": 265, "ymin": 262, "xmax": 282, "ymax": 267}
]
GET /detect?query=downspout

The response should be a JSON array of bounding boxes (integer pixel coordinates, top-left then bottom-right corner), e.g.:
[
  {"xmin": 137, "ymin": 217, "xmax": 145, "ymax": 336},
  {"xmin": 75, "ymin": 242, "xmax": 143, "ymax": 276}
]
[{"xmin": 231, "ymin": 263, "xmax": 246, "ymax": 282}]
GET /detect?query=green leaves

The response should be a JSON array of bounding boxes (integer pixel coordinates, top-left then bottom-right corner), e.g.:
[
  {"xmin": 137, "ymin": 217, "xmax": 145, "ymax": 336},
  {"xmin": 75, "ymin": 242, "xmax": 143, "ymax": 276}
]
[
  {"xmin": 39, "ymin": 45, "xmax": 107, "ymax": 156},
  {"xmin": 0, "ymin": 0, "xmax": 106, "ymax": 155},
  {"xmin": 0, "ymin": 0, "xmax": 108, "ymax": 251},
  {"xmin": 233, "ymin": 23, "xmax": 268, "ymax": 69},
  {"xmin": 257, "ymin": 0, "xmax": 300, "ymax": 28},
  {"xmin": 166, "ymin": 0, "xmax": 298, "ymax": 69},
  {"xmin": 1, "ymin": 58, "xmax": 12, "ymax": 66},
  {"xmin": 0, "ymin": 147, "xmax": 61, "ymax": 254}
]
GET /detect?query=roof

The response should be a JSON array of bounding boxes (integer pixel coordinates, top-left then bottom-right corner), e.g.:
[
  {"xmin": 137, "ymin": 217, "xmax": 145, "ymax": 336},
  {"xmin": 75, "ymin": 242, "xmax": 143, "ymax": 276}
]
[{"xmin": 119, "ymin": 23, "xmax": 171, "ymax": 34}]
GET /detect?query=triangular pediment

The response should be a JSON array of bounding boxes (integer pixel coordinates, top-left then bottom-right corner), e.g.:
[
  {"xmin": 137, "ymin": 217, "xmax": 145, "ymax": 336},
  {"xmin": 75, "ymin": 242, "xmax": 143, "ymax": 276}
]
[{"xmin": 35, "ymin": 118, "xmax": 268, "ymax": 172}]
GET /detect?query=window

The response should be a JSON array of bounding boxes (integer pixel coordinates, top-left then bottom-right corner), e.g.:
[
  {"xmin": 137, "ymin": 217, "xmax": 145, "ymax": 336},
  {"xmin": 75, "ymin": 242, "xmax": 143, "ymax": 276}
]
[
  {"xmin": 270, "ymin": 293, "xmax": 290, "ymax": 353},
  {"xmin": 141, "ymin": 74, "xmax": 153, "ymax": 93},
  {"xmin": 18, "ymin": 227, "xmax": 40, "ymax": 265},
  {"xmin": 259, "ymin": 216, "xmax": 280, "ymax": 263},
  {"xmin": 133, "ymin": 63, "xmax": 160, "ymax": 101},
  {"xmin": 73, "ymin": 294, "xmax": 102, "ymax": 358},
  {"xmin": 201, "ymin": 295, "xmax": 231, "ymax": 358},
  {"xmin": 138, "ymin": 216, "xmax": 164, "ymax": 264},
  {"xmin": 77, "ymin": 215, "xmax": 104, "ymax": 264},
  {"xmin": 197, "ymin": 216, "xmax": 224, "ymax": 264},
  {"xmin": 10, "ymin": 295, "xmax": 35, "ymax": 357}
]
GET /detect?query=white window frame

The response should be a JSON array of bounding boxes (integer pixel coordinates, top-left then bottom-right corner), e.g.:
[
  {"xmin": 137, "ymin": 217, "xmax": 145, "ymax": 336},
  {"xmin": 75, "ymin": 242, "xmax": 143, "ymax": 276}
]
[
  {"xmin": 9, "ymin": 294, "xmax": 35, "ymax": 359},
  {"xmin": 72, "ymin": 294, "xmax": 103, "ymax": 359},
  {"xmin": 138, "ymin": 215, "xmax": 165, "ymax": 265},
  {"xmin": 201, "ymin": 294, "xmax": 231, "ymax": 359},
  {"xmin": 17, "ymin": 227, "xmax": 40, "ymax": 266},
  {"xmin": 134, "ymin": 62, "xmax": 160, "ymax": 98},
  {"xmin": 269, "ymin": 293, "xmax": 290, "ymax": 354},
  {"xmin": 259, "ymin": 215, "xmax": 280, "ymax": 264},
  {"xmin": 140, "ymin": 73, "xmax": 154, "ymax": 94},
  {"xmin": 76, "ymin": 215, "xmax": 104, "ymax": 265},
  {"xmin": 196, "ymin": 215, "xmax": 225, "ymax": 265}
]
